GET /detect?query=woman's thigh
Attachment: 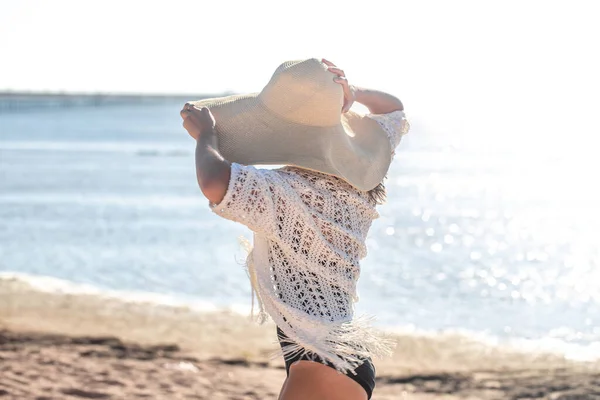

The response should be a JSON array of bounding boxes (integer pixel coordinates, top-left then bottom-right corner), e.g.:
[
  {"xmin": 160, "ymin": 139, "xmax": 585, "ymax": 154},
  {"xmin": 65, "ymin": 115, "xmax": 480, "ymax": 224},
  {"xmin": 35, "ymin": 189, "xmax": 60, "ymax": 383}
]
[{"xmin": 278, "ymin": 360, "xmax": 368, "ymax": 400}]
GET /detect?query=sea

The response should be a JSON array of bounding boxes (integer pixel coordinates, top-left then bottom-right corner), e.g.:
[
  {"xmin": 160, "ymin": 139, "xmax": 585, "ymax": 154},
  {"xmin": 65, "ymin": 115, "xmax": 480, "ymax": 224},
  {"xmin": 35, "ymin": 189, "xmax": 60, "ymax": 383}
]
[{"xmin": 1, "ymin": 97, "xmax": 599, "ymax": 361}]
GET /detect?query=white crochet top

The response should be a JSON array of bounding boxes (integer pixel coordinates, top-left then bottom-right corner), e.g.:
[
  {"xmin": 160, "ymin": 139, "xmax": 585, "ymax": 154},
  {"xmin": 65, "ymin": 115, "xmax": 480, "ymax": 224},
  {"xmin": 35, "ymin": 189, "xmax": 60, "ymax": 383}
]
[{"xmin": 210, "ymin": 110, "xmax": 410, "ymax": 372}]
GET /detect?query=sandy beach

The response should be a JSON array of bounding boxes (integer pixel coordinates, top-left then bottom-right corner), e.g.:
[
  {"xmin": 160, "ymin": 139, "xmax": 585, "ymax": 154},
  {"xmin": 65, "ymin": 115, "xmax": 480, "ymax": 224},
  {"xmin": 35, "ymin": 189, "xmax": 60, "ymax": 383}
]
[{"xmin": 2, "ymin": 277, "xmax": 600, "ymax": 400}]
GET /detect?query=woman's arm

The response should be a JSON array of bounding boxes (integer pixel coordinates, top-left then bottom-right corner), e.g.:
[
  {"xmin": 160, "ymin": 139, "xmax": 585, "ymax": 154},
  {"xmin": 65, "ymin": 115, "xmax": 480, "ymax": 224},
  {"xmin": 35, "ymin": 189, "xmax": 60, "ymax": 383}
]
[
  {"xmin": 322, "ymin": 58, "xmax": 404, "ymax": 114},
  {"xmin": 181, "ymin": 105, "xmax": 231, "ymax": 204},
  {"xmin": 352, "ymin": 86, "xmax": 404, "ymax": 114},
  {"xmin": 195, "ymin": 125, "xmax": 231, "ymax": 205}
]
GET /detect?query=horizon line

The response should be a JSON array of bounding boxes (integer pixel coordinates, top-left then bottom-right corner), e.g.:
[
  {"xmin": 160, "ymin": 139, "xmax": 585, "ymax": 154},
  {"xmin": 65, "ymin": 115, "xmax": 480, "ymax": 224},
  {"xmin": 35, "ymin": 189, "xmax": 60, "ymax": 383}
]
[{"xmin": 0, "ymin": 90, "xmax": 236, "ymax": 98}]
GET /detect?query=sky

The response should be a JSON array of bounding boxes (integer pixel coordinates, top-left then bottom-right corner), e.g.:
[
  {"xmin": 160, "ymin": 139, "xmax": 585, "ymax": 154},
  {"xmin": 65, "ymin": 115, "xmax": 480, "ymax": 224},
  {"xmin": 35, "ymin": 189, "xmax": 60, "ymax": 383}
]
[{"xmin": 1, "ymin": 0, "xmax": 599, "ymax": 151}]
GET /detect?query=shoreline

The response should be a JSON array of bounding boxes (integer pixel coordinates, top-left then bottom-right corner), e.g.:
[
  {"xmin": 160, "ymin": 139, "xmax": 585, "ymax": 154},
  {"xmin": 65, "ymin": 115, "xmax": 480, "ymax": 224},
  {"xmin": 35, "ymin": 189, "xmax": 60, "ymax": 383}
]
[
  {"xmin": 2, "ymin": 273, "xmax": 599, "ymax": 369},
  {"xmin": 2, "ymin": 272, "xmax": 599, "ymax": 364},
  {"xmin": 2, "ymin": 275, "xmax": 600, "ymax": 399}
]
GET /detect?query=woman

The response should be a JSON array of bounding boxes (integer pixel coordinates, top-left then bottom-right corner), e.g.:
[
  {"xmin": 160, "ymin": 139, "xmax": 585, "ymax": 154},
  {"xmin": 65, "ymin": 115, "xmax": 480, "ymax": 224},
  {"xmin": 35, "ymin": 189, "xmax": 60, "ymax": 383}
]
[{"xmin": 181, "ymin": 58, "xmax": 409, "ymax": 400}]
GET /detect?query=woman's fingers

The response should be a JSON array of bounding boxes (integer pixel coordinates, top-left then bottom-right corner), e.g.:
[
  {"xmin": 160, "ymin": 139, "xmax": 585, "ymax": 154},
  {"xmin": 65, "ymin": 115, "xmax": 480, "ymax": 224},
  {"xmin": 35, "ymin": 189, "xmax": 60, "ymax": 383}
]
[
  {"xmin": 190, "ymin": 107, "xmax": 216, "ymax": 129},
  {"xmin": 334, "ymin": 77, "xmax": 351, "ymax": 97},
  {"xmin": 180, "ymin": 102, "xmax": 196, "ymax": 119},
  {"xmin": 321, "ymin": 58, "xmax": 336, "ymax": 67},
  {"xmin": 324, "ymin": 62, "xmax": 354, "ymax": 113},
  {"xmin": 334, "ymin": 76, "xmax": 349, "ymax": 89},
  {"xmin": 333, "ymin": 77, "xmax": 354, "ymax": 113},
  {"xmin": 181, "ymin": 105, "xmax": 211, "ymax": 121},
  {"xmin": 328, "ymin": 67, "xmax": 345, "ymax": 77}
]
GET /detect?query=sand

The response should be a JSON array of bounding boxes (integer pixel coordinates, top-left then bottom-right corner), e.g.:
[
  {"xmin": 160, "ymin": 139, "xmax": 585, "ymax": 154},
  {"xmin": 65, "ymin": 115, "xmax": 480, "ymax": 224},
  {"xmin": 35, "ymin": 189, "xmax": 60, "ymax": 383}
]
[{"xmin": 1, "ymin": 276, "xmax": 600, "ymax": 399}]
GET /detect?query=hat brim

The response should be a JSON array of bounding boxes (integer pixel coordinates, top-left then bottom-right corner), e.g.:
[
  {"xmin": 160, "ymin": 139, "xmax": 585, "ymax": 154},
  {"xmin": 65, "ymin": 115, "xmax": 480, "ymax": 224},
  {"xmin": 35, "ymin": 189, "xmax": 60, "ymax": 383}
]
[{"xmin": 189, "ymin": 94, "xmax": 391, "ymax": 191}]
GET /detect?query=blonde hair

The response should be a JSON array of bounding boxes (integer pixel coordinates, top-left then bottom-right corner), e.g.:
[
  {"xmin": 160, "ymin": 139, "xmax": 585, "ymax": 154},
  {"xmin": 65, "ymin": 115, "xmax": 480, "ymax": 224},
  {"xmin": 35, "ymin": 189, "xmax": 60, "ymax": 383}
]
[{"xmin": 367, "ymin": 178, "xmax": 387, "ymax": 205}]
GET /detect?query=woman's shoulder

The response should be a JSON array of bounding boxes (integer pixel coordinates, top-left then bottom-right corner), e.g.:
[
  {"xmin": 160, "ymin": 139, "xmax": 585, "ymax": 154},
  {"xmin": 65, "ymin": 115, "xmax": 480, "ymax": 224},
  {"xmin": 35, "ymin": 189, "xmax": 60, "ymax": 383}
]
[{"xmin": 281, "ymin": 166, "xmax": 376, "ymax": 206}]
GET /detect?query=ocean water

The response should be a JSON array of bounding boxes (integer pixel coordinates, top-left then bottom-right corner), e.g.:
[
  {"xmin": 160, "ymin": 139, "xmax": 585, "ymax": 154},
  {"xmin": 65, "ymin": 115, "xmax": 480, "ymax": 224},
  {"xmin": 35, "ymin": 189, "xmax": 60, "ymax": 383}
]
[{"xmin": 1, "ymin": 100, "xmax": 599, "ymax": 360}]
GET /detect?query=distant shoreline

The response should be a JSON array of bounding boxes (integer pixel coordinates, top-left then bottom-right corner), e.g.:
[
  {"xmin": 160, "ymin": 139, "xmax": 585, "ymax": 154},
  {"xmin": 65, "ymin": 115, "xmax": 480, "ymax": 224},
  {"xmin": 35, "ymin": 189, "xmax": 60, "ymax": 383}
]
[
  {"xmin": 0, "ymin": 91, "xmax": 234, "ymax": 112},
  {"xmin": 0, "ymin": 90, "xmax": 233, "ymax": 99}
]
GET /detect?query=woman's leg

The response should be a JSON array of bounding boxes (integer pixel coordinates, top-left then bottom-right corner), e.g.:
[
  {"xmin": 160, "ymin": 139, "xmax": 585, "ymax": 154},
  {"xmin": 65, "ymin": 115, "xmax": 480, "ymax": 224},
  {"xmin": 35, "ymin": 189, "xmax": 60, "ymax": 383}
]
[
  {"xmin": 278, "ymin": 360, "xmax": 368, "ymax": 400},
  {"xmin": 277, "ymin": 378, "xmax": 288, "ymax": 400}
]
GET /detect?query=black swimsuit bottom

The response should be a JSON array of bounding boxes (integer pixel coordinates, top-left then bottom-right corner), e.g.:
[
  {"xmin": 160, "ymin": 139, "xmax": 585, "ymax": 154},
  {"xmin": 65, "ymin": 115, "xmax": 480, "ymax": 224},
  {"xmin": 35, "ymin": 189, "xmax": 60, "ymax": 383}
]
[{"xmin": 276, "ymin": 327, "xmax": 376, "ymax": 399}]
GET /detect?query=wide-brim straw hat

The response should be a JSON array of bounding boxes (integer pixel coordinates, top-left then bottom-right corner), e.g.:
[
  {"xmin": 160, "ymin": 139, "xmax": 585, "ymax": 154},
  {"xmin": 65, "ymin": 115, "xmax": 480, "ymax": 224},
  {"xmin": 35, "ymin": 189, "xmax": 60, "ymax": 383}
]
[{"xmin": 189, "ymin": 58, "xmax": 392, "ymax": 191}]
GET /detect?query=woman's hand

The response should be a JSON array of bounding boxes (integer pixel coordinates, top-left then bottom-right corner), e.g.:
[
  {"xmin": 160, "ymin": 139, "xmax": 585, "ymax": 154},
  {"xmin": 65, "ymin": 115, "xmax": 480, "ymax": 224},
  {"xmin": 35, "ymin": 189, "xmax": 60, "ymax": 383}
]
[
  {"xmin": 322, "ymin": 58, "xmax": 355, "ymax": 113},
  {"xmin": 180, "ymin": 103, "xmax": 216, "ymax": 140}
]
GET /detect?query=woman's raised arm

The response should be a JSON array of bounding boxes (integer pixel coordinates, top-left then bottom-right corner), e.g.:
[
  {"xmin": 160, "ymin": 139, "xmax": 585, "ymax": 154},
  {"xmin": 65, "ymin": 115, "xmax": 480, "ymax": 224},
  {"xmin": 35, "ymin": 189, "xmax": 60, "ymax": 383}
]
[{"xmin": 322, "ymin": 58, "xmax": 404, "ymax": 115}]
